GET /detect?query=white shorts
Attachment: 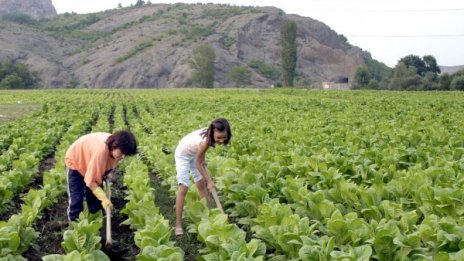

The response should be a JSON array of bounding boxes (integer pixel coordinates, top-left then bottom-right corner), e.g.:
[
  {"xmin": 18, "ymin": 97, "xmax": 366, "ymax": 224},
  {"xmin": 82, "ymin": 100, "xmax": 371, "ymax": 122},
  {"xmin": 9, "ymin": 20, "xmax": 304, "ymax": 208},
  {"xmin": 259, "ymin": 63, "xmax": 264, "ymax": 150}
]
[{"xmin": 175, "ymin": 155, "xmax": 203, "ymax": 187}]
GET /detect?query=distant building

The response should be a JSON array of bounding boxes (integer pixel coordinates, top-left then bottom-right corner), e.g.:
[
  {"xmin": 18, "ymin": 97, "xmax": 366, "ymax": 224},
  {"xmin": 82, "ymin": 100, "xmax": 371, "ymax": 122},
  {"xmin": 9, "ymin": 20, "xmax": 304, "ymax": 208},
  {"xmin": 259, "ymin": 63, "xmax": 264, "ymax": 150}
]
[{"xmin": 322, "ymin": 76, "xmax": 350, "ymax": 90}]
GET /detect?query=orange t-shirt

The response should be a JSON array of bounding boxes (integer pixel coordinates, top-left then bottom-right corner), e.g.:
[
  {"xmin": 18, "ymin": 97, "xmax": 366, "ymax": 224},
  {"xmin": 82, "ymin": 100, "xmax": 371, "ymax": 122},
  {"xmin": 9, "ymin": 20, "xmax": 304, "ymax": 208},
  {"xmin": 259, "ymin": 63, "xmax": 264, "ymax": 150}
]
[{"xmin": 65, "ymin": 132, "xmax": 118, "ymax": 188}]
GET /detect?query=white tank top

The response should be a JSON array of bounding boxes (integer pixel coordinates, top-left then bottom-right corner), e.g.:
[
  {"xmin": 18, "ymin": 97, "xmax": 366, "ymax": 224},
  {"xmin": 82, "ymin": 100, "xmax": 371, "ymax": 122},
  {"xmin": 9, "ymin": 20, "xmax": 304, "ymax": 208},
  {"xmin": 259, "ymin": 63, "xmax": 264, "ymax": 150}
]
[{"xmin": 175, "ymin": 128, "xmax": 208, "ymax": 157}]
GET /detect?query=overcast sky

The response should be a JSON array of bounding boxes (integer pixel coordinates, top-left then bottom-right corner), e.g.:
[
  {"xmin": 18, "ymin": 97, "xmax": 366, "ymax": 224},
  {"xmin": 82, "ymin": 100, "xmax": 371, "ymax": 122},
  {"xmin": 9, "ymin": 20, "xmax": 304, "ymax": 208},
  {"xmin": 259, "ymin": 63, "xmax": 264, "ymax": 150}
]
[{"xmin": 51, "ymin": 0, "xmax": 464, "ymax": 67}]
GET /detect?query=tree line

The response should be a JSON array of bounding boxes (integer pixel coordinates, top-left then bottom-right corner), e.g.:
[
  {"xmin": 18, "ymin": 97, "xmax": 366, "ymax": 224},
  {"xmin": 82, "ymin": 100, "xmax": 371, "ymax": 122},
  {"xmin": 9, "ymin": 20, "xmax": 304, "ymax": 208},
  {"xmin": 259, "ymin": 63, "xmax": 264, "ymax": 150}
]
[
  {"xmin": 189, "ymin": 19, "xmax": 464, "ymax": 91},
  {"xmin": 189, "ymin": 18, "xmax": 464, "ymax": 91},
  {"xmin": 0, "ymin": 60, "xmax": 40, "ymax": 89},
  {"xmin": 353, "ymin": 54, "xmax": 464, "ymax": 91}
]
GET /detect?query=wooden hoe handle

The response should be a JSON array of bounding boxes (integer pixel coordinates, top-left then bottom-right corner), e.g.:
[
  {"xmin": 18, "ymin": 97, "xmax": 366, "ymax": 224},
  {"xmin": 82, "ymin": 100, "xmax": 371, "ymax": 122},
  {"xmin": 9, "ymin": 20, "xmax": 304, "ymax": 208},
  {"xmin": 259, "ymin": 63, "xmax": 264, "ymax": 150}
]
[
  {"xmin": 210, "ymin": 187, "xmax": 224, "ymax": 214},
  {"xmin": 105, "ymin": 180, "xmax": 112, "ymax": 248}
]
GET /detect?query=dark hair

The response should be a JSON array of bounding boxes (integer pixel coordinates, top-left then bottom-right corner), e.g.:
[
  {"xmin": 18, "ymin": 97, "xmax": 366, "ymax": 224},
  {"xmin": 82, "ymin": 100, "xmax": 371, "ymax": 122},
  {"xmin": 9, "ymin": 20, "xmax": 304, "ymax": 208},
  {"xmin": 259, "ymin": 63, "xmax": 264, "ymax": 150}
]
[
  {"xmin": 106, "ymin": 130, "xmax": 137, "ymax": 156},
  {"xmin": 205, "ymin": 118, "xmax": 232, "ymax": 147}
]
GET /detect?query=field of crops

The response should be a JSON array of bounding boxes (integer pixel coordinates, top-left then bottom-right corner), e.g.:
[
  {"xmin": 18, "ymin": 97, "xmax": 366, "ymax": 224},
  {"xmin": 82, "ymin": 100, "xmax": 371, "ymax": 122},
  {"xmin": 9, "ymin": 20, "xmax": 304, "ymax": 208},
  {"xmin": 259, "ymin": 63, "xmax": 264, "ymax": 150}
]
[{"xmin": 0, "ymin": 89, "xmax": 464, "ymax": 260}]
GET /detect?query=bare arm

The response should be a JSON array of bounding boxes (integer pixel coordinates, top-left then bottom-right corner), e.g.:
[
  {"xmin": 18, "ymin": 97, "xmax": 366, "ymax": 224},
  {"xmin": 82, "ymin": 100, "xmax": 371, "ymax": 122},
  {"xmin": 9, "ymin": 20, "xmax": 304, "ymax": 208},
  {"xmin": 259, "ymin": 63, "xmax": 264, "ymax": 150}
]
[{"xmin": 196, "ymin": 141, "xmax": 214, "ymax": 191}]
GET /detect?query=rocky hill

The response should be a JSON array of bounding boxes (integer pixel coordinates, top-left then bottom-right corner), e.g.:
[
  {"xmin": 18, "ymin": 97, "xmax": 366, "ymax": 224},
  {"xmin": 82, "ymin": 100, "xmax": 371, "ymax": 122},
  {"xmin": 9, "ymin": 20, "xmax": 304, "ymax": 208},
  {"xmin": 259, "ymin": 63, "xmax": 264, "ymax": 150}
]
[
  {"xmin": 0, "ymin": 3, "xmax": 376, "ymax": 88},
  {"xmin": 0, "ymin": 0, "xmax": 56, "ymax": 18}
]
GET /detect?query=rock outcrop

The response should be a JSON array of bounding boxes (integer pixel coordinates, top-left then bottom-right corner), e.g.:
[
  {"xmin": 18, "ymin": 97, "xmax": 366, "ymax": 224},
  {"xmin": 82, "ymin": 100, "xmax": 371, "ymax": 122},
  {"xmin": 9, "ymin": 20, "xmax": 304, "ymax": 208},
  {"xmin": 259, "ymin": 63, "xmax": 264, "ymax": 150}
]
[{"xmin": 0, "ymin": 0, "xmax": 56, "ymax": 18}]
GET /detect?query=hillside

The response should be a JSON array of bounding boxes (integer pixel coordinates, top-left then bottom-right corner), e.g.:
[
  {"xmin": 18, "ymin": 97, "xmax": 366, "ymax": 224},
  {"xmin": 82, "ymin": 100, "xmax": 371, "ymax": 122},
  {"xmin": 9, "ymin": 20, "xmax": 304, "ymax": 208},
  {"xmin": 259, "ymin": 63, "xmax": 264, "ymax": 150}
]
[
  {"xmin": 440, "ymin": 65, "xmax": 464, "ymax": 75},
  {"xmin": 0, "ymin": 0, "xmax": 56, "ymax": 18},
  {"xmin": 0, "ymin": 3, "xmax": 377, "ymax": 88}
]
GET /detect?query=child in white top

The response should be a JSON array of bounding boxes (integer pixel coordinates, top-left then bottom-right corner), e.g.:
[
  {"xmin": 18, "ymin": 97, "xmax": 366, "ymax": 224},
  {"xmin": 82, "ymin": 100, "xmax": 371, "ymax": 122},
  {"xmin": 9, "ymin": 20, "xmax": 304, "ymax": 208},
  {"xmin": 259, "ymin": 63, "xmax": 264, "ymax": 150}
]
[{"xmin": 174, "ymin": 118, "xmax": 232, "ymax": 236}]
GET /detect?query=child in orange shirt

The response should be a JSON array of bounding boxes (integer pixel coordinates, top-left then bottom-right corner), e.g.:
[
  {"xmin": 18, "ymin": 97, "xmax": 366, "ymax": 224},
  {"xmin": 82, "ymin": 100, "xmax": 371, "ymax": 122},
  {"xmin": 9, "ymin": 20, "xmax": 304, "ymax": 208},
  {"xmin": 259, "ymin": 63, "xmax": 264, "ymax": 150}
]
[{"xmin": 65, "ymin": 130, "xmax": 137, "ymax": 221}]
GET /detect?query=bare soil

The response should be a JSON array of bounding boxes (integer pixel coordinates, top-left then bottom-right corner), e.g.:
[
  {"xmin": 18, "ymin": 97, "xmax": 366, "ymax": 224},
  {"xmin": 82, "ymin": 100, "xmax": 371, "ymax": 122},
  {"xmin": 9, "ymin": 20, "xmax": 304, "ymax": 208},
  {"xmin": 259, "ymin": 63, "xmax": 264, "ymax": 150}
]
[
  {"xmin": 0, "ymin": 104, "xmax": 41, "ymax": 124},
  {"xmin": 23, "ymin": 196, "xmax": 68, "ymax": 260}
]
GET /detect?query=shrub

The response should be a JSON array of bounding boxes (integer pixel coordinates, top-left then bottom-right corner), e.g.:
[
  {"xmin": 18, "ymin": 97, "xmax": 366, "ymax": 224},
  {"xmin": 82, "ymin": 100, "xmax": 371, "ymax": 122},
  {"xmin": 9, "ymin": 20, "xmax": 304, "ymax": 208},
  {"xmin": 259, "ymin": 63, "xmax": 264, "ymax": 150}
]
[
  {"xmin": 1, "ymin": 75, "xmax": 25, "ymax": 89},
  {"xmin": 1, "ymin": 12, "xmax": 37, "ymax": 25},
  {"xmin": 450, "ymin": 75, "xmax": 464, "ymax": 91},
  {"xmin": 0, "ymin": 60, "xmax": 39, "ymax": 89},
  {"xmin": 249, "ymin": 59, "xmax": 280, "ymax": 80},
  {"xmin": 227, "ymin": 66, "xmax": 251, "ymax": 87}
]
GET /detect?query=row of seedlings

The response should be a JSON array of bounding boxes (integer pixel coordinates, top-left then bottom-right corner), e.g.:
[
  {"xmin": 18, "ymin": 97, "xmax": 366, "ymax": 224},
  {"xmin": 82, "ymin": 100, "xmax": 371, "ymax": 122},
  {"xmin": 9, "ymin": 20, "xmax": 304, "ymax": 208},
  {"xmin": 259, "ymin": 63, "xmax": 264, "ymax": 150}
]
[
  {"xmin": 131, "ymin": 97, "xmax": 267, "ymax": 260},
  {"xmin": 42, "ymin": 101, "xmax": 114, "ymax": 260},
  {"xmin": 122, "ymin": 99, "xmax": 185, "ymax": 259},
  {"xmin": 0, "ymin": 101, "xmax": 100, "ymax": 260}
]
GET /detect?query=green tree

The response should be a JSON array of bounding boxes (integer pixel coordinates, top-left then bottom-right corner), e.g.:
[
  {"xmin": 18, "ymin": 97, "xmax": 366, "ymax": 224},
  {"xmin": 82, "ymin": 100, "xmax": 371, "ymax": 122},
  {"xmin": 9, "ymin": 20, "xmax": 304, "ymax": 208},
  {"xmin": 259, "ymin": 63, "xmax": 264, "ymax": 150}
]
[
  {"xmin": 249, "ymin": 59, "xmax": 280, "ymax": 81},
  {"xmin": 362, "ymin": 52, "xmax": 392, "ymax": 82},
  {"xmin": 450, "ymin": 75, "xmax": 464, "ymax": 91},
  {"xmin": 280, "ymin": 20, "xmax": 297, "ymax": 87},
  {"xmin": 353, "ymin": 66, "xmax": 371, "ymax": 89},
  {"xmin": 14, "ymin": 63, "xmax": 38, "ymax": 87},
  {"xmin": 397, "ymin": 54, "xmax": 440, "ymax": 77},
  {"xmin": 422, "ymin": 71, "xmax": 440, "ymax": 90},
  {"xmin": 1, "ymin": 12, "xmax": 36, "ymax": 25},
  {"xmin": 0, "ymin": 60, "xmax": 13, "ymax": 79},
  {"xmin": 388, "ymin": 63, "xmax": 423, "ymax": 90},
  {"xmin": 423, "ymin": 55, "xmax": 441, "ymax": 74},
  {"xmin": 398, "ymin": 55, "xmax": 426, "ymax": 76},
  {"xmin": 388, "ymin": 54, "xmax": 442, "ymax": 90},
  {"xmin": 451, "ymin": 69, "xmax": 464, "ymax": 79},
  {"xmin": 227, "ymin": 66, "xmax": 251, "ymax": 87},
  {"xmin": 1, "ymin": 75, "xmax": 25, "ymax": 89},
  {"xmin": 0, "ymin": 60, "xmax": 39, "ymax": 89},
  {"xmin": 439, "ymin": 73, "xmax": 452, "ymax": 90},
  {"xmin": 189, "ymin": 44, "xmax": 216, "ymax": 88},
  {"xmin": 134, "ymin": 0, "xmax": 145, "ymax": 7},
  {"xmin": 117, "ymin": 3, "xmax": 123, "ymax": 8}
]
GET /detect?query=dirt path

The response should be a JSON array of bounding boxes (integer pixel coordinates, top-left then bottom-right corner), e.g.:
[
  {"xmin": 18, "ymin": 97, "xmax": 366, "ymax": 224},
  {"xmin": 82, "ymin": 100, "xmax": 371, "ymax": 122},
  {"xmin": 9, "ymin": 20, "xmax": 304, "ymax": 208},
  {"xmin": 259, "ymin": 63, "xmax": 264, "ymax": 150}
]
[
  {"xmin": 108, "ymin": 171, "xmax": 139, "ymax": 260},
  {"xmin": 148, "ymin": 171, "xmax": 200, "ymax": 261},
  {"xmin": 22, "ymin": 196, "xmax": 68, "ymax": 259}
]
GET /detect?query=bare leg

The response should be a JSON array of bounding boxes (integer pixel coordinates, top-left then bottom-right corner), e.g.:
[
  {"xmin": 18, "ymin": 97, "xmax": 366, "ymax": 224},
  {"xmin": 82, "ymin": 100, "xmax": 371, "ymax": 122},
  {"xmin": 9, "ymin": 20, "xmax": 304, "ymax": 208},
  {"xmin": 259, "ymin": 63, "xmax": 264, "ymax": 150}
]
[
  {"xmin": 196, "ymin": 179, "xmax": 207, "ymax": 199},
  {"xmin": 175, "ymin": 184, "xmax": 188, "ymax": 234}
]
